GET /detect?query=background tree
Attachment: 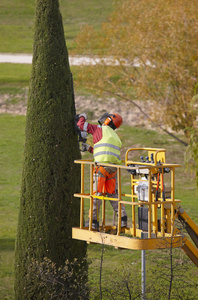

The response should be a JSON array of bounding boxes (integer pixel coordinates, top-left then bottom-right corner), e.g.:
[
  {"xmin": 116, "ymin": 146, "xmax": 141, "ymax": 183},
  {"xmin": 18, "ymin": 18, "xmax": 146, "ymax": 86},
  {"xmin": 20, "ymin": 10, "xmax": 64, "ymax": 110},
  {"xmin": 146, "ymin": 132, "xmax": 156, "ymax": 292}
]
[
  {"xmin": 14, "ymin": 0, "xmax": 87, "ymax": 298},
  {"xmin": 75, "ymin": 0, "xmax": 198, "ymax": 183},
  {"xmin": 185, "ymin": 94, "xmax": 198, "ymax": 187}
]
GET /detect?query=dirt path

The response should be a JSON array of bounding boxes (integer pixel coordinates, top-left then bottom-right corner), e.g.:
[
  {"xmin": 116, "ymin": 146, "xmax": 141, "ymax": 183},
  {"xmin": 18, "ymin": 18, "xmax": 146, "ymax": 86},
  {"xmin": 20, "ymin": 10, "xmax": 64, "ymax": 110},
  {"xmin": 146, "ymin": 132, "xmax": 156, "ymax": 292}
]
[{"xmin": 0, "ymin": 53, "xmax": 136, "ymax": 66}]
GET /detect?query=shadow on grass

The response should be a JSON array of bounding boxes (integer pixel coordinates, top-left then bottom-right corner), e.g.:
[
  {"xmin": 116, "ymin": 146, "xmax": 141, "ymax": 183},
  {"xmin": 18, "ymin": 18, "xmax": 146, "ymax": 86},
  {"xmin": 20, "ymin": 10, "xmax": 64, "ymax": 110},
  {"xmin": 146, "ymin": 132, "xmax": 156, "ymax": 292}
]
[{"xmin": 0, "ymin": 238, "xmax": 15, "ymax": 252}]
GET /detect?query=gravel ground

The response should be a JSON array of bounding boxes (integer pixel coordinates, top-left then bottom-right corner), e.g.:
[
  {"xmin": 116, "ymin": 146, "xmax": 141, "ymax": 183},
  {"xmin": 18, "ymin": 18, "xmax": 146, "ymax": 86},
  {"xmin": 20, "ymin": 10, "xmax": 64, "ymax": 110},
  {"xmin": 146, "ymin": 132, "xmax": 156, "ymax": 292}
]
[
  {"xmin": 0, "ymin": 53, "xmax": 155, "ymax": 128},
  {"xmin": 0, "ymin": 90, "xmax": 156, "ymax": 129}
]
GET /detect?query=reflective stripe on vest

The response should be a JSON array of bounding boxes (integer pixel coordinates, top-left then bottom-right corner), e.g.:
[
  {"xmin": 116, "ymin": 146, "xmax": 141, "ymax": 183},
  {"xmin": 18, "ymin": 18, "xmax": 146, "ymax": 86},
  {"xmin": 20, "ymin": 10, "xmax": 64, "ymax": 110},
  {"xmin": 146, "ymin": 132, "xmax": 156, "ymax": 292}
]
[
  {"xmin": 94, "ymin": 143, "xmax": 120, "ymax": 151},
  {"xmin": 93, "ymin": 126, "xmax": 122, "ymax": 164}
]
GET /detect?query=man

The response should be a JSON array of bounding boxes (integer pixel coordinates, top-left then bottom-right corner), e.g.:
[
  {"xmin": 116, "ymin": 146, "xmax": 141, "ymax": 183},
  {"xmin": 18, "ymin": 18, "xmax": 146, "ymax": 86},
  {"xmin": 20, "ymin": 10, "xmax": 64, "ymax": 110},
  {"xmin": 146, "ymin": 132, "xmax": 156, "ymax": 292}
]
[{"xmin": 77, "ymin": 112, "xmax": 127, "ymax": 230}]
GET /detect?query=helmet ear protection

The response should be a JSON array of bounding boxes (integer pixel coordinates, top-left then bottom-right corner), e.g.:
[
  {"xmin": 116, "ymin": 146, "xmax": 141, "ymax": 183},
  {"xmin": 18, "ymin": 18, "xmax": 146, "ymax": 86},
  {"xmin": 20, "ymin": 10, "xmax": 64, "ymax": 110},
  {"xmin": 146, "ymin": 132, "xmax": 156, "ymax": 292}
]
[
  {"xmin": 104, "ymin": 114, "xmax": 115, "ymax": 126},
  {"xmin": 98, "ymin": 113, "xmax": 122, "ymax": 129},
  {"xmin": 98, "ymin": 112, "xmax": 109, "ymax": 125}
]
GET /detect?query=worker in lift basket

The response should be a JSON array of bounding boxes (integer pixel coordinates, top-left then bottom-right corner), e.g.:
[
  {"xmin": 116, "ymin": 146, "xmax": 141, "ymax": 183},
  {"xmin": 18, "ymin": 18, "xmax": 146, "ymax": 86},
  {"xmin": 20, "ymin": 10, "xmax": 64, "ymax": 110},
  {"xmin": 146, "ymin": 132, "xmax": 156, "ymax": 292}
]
[{"xmin": 77, "ymin": 112, "xmax": 127, "ymax": 230}]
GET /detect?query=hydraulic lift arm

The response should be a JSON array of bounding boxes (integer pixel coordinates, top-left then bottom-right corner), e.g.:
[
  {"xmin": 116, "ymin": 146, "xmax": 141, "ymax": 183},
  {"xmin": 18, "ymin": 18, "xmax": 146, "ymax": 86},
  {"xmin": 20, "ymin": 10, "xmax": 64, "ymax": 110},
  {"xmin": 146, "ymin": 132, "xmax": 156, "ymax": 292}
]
[
  {"xmin": 176, "ymin": 207, "xmax": 198, "ymax": 267},
  {"xmin": 177, "ymin": 207, "xmax": 198, "ymax": 248}
]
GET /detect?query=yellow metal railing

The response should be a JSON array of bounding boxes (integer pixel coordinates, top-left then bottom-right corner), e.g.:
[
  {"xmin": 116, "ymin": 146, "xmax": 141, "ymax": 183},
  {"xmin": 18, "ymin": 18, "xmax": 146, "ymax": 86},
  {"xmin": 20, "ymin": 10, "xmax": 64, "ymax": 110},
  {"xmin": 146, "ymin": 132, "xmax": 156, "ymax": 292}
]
[{"xmin": 74, "ymin": 148, "xmax": 181, "ymax": 240}]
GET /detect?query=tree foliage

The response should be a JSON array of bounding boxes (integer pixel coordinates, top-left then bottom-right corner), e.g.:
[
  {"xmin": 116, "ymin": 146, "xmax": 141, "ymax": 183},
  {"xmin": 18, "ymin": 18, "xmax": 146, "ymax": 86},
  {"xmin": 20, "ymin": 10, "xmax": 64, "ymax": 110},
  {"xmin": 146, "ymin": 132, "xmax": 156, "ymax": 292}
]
[
  {"xmin": 14, "ymin": 0, "xmax": 87, "ymax": 298},
  {"xmin": 75, "ymin": 0, "xmax": 198, "ymax": 133},
  {"xmin": 75, "ymin": 0, "xmax": 198, "ymax": 180},
  {"xmin": 27, "ymin": 258, "xmax": 89, "ymax": 299},
  {"xmin": 185, "ymin": 94, "xmax": 198, "ymax": 187}
]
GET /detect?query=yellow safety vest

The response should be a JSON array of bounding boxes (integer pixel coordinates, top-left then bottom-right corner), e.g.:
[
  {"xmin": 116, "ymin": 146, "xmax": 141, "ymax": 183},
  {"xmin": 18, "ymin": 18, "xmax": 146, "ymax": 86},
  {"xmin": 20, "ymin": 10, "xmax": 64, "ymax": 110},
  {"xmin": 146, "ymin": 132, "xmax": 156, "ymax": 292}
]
[{"xmin": 93, "ymin": 126, "xmax": 122, "ymax": 164}]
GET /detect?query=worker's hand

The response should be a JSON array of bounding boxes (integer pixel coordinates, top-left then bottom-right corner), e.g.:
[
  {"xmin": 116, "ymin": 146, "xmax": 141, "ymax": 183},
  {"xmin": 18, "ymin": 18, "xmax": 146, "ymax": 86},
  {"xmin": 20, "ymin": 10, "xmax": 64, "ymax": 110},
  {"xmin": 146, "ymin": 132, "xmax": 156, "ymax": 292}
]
[
  {"xmin": 81, "ymin": 143, "xmax": 90, "ymax": 152},
  {"xmin": 79, "ymin": 113, "xmax": 87, "ymax": 120}
]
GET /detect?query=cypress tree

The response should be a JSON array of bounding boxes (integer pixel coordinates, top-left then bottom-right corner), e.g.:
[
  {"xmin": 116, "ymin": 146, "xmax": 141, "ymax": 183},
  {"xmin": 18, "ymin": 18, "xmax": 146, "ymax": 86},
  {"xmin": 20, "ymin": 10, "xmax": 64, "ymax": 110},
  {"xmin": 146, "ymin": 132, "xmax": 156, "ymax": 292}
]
[{"xmin": 14, "ymin": 0, "xmax": 87, "ymax": 298}]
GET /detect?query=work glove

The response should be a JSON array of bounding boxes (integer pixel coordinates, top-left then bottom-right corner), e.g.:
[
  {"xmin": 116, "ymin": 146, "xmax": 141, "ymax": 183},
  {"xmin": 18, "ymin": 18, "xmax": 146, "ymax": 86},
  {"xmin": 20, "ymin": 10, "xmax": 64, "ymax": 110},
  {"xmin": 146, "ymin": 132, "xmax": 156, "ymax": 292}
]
[
  {"xmin": 81, "ymin": 143, "xmax": 90, "ymax": 152},
  {"xmin": 80, "ymin": 131, "xmax": 87, "ymax": 141},
  {"xmin": 79, "ymin": 113, "xmax": 87, "ymax": 120}
]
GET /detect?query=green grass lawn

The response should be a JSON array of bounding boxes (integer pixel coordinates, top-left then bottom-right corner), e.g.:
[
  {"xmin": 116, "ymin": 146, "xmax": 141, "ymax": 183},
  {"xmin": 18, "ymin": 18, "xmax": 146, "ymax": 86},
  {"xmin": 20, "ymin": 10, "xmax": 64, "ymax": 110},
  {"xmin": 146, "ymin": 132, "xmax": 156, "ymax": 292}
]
[
  {"xmin": 0, "ymin": 115, "xmax": 26, "ymax": 299},
  {"xmin": 0, "ymin": 0, "xmax": 114, "ymax": 53},
  {"xmin": 0, "ymin": 113, "xmax": 197, "ymax": 299}
]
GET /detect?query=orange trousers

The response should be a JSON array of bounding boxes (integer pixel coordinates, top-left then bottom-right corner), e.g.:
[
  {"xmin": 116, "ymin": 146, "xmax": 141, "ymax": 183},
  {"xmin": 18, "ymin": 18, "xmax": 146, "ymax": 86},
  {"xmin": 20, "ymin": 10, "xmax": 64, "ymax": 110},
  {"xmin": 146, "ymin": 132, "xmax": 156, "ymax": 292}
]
[
  {"xmin": 94, "ymin": 165, "xmax": 117, "ymax": 194},
  {"xmin": 92, "ymin": 165, "xmax": 127, "ymax": 223}
]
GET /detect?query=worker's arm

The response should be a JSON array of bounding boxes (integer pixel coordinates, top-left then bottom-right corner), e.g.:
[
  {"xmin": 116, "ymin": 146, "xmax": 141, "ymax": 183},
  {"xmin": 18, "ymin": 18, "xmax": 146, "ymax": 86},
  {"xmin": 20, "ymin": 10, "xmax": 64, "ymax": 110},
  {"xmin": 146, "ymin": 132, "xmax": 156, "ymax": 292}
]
[
  {"xmin": 77, "ymin": 115, "xmax": 99, "ymax": 135},
  {"xmin": 77, "ymin": 114, "xmax": 102, "ymax": 154}
]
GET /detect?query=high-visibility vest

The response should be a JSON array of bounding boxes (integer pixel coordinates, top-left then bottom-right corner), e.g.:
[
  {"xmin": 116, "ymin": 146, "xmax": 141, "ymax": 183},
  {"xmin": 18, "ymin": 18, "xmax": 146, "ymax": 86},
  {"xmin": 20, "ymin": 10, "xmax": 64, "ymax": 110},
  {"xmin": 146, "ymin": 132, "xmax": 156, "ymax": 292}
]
[{"xmin": 93, "ymin": 125, "xmax": 122, "ymax": 164}]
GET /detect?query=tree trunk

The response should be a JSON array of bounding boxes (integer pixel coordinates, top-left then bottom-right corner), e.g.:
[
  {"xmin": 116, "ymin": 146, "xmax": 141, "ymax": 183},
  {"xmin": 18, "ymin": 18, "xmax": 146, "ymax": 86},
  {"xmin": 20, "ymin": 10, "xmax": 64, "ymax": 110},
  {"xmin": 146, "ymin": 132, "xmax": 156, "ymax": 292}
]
[{"xmin": 14, "ymin": 0, "xmax": 87, "ymax": 298}]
